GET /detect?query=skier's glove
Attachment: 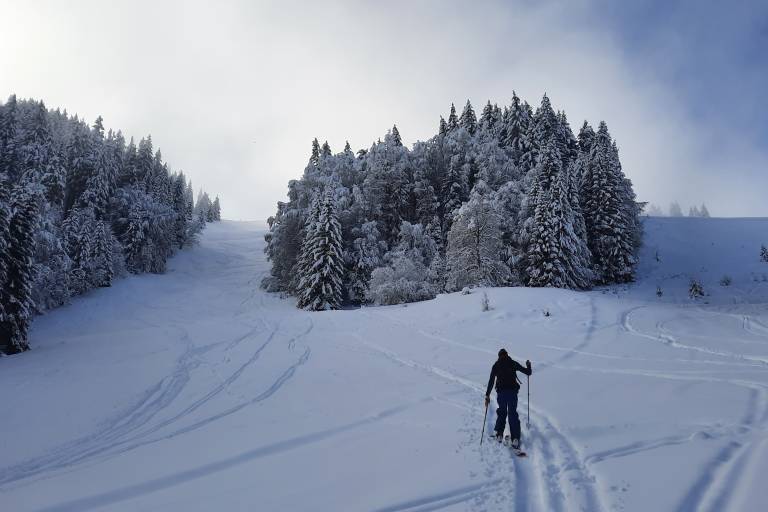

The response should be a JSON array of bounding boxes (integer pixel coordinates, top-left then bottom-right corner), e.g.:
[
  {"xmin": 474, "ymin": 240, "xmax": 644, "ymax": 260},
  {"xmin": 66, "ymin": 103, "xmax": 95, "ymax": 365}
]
[
  {"xmin": 484, "ymin": 395, "xmax": 490, "ymax": 407},
  {"xmin": 526, "ymin": 360, "xmax": 532, "ymax": 370}
]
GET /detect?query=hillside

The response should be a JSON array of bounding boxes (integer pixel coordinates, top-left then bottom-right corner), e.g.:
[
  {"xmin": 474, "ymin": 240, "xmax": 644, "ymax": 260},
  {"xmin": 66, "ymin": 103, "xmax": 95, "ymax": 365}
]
[{"xmin": 1, "ymin": 217, "xmax": 767, "ymax": 511}]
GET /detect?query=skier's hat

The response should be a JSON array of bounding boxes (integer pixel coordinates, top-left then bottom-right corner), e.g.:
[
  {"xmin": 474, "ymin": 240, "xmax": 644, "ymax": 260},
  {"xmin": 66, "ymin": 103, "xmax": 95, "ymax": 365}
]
[{"xmin": 498, "ymin": 348, "xmax": 508, "ymax": 357}]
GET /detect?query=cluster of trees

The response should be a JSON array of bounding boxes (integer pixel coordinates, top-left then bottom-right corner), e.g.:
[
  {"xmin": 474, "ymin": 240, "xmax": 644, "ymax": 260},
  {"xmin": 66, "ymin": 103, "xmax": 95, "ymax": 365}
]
[
  {"xmin": 0, "ymin": 95, "xmax": 220, "ymax": 354},
  {"xmin": 264, "ymin": 93, "xmax": 642, "ymax": 310},
  {"xmin": 646, "ymin": 202, "xmax": 710, "ymax": 217}
]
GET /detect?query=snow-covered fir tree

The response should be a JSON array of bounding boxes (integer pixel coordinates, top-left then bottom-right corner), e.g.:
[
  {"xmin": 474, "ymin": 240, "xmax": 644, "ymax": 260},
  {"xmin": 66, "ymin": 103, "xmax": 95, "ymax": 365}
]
[
  {"xmin": 459, "ymin": 100, "xmax": 477, "ymax": 135},
  {"xmin": 296, "ymin": 192, "xmax": 345, "ymax": 310},
  {"xmin": 580, "ymin": 123, "xmax": 640, "ymax": 284},
  {"xmin": 0, "ymin": 188, "xmax": 38, "ymax": 354}
]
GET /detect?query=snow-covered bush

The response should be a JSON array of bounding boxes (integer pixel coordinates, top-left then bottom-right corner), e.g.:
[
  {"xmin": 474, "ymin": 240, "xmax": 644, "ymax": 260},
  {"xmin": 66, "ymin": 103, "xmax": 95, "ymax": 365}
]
[
  {"xmin": 481, "ymin": 292, "xmax": 490, "ymax": 311},
  {"xmin": 761, "ymin": 244, "xmax": 768, "ymax": 262},
  {"xmin": 366, "ymin": 257, "xmax": 436, "ymax": 305},
  {"xmin": 689, "ymin": 279, "xmax": 704, "ymax": 299},
  {"xmin": 719, "ymin": 275, "xmax": 732, "ymax": 286}
]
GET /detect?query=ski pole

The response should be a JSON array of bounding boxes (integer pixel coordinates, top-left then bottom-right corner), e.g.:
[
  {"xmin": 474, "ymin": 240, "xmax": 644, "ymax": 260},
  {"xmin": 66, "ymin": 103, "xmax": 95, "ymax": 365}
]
[
  {"xmin": 480, "ymin": 401, "xmax": 488, "ymax": 446},
  {"xmin": 526, "ymin": 374, "xmax": 530, "ymax": 429}
]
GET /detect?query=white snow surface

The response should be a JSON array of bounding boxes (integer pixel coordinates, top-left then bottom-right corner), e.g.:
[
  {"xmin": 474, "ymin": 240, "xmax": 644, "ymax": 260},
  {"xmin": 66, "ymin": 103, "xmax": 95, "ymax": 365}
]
[{"xmin": 2, "ymin": 217, "xmax": 768, "ymax": 512}]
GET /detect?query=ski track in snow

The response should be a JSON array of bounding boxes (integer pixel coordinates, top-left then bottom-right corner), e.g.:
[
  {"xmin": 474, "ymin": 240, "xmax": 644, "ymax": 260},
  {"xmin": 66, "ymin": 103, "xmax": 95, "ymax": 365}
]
[
  {"xmin": 0, "ymin": 311, "xmax": 313, "ymax": 491},
  {"xmin": 619, "ymin": 303, "xmax": 768, "ymax": 511},
  {"xmin": 357, "ymin": 332, "xmax": 606, "ymax": 512}
]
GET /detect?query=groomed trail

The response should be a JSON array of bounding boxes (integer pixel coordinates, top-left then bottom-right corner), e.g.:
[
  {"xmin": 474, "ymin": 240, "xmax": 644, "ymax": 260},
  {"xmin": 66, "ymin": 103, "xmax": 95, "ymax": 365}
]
[{"xmin": 1, "ymin": 218, "xmax": 768, "ymax": 511}]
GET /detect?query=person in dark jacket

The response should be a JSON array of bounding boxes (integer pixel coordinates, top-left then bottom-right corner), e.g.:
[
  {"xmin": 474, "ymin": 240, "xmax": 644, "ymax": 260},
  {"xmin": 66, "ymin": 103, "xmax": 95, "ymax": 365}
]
[{"xmin": 484, "ymin": 348, "xmax": 532, "ymax": 447}]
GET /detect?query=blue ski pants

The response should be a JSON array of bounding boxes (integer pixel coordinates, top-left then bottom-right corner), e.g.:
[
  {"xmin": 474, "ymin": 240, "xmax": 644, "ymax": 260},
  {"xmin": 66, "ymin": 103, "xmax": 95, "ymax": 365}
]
[{"xmin": 494, "ymin": 389, "xmax": 521, "ymax": 440}]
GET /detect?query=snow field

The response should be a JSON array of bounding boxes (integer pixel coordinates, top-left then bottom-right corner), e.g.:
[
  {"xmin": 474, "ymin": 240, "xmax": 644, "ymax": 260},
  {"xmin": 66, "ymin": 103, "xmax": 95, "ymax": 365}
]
[{"xmin": 1, "ymin": 217, "xmax": 767, "ymax": 511}]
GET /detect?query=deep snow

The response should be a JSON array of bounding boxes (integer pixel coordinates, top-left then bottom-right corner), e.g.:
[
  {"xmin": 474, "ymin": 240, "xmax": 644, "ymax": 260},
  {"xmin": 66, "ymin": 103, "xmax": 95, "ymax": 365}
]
[{"xmin": 1, "ymin": 217, "xmax": 768, "ymax": 511}]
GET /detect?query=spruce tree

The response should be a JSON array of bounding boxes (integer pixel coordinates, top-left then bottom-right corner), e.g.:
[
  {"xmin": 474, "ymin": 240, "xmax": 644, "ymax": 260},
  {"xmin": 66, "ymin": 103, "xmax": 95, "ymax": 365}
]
[
  {"xmin": 391, "ymin": 125, "xmax": 402, "ymax": 146},
  {"xmin": 311, "ymin": 138, "xmax": 320, "ymax": 166},
  {"xmin": 0, "ymin": 190, "xmax": 38, "ymax": 353},
  {"xmin": 296, "ymin": 192, "xmax": 345, "ymax": 310},
  {"xmin": 0, "ymin": 95, "xmax": 19, "ymax": 180},
  {"xmin": 525, "ymin": 187, "xmax": 558, "ymax": 287},
  {"xmin": 580, "ymin": 122, "xmax": 638, "ymax": 283},
  {"xmin": 0, "ymin": 177, "xmax": 11, "ymax": 352},
  {"xmin": 438, "ymin": 116, "xmax": 448, "ymax": 136},
  {"xmin": 479, "ymin": 101, "xmax": 495, "ymax": 130},
  {"xmin": 459, "ymin": 100, "xmax": 477, "ymax": 135},
  {"xmin": 577, "ymin": 121, "xmax": 595, "ymax": 154},
  {"xmin": 447, "ymin": 103, "xmax": 459, "ymax": 130}
]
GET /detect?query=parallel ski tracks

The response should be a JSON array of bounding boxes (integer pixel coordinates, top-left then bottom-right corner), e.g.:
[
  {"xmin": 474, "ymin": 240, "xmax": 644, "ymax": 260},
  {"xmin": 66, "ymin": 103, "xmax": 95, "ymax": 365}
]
[
  {"xmin": 620, "ymin": 304, "xmax": 768, "ymax": 512},
  {"xmin": 0, "ymin": 315, "xmax": 314, "ymax": 491},
  {"xmin": 358, "ymin": 333, "xmax": 606, "ymax": 512}
]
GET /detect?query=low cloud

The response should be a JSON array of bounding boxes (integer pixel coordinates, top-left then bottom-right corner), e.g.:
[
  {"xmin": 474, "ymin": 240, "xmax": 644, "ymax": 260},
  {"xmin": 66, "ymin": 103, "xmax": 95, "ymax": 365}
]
[{"xmin": 1, "ymin": 0, "xmax": 764, "ymax": 218}]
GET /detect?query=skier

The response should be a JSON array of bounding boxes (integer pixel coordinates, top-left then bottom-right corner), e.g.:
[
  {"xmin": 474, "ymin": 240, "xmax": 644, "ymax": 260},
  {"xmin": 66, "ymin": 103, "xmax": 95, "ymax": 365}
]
[{"xmin": 484, "ymin": 349, "xmax": 532, "ymax": 449}]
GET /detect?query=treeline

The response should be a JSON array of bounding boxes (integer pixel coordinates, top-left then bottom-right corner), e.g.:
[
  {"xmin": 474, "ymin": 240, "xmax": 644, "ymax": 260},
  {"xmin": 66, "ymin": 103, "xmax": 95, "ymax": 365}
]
[
  {"xmin": 264, "ymin": 93, "xmax": 641, "ymax": 310},
  {"xmin": 0, "ymin": 95, "xmax": 221, "ymax": 354},
  {"xmin": 646, "ymin": 202, "xmax": 710, "ymax": 217}
]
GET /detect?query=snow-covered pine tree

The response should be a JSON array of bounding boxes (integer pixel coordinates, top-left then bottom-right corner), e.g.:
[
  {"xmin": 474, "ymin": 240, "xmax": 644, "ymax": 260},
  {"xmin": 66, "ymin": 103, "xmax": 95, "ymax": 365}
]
[
  {"xmin": 580, "ymin": 122, "xmax": 638, "ymax": 283},
  {"xmin": 134, "ymin": 136, "xmax": 154, "ymax": 189},
  {"xmin": 211, "ymin": 196, "xmax": 221, "ymax": 221},
  {"xmin": 447, "ymin": 103, "xmax": 459, "ymax": 130},
  {"xmin": 391, "ymin": 125, "xmax": 403, "ymax": 146},
  {"xmin": 531, "ymin": 94, "xmax": 559, "ymax": 163},
  {"xmin": 438, "ymin": 116, "xmax": 448, "ymax": 136},
  {"xmin": 547, "ymin": 160, "xmax": 594, "ymax": 289},
  {"xmin": 700, "ymin": 203, "xmax": 710, "ymax": 217},
  {"xmin": 171, "ymin": 173, "xmax": 189, "ymax": 248},
  {"xmin": 502, "ymin": 92, "xmax": 533, "ymax": 169},
  {"xmin": 311, "ymin": 138, "xmax": 320, "ymax": 166},
  {"xmin": 442, "ymin": 159, "xmax": 465, "ymax": 225},
  {"xmin": 479, "ymin": 101, "xmax": 495, "ymax": 131},
  {"xmin": 0, "ymin": 189, "xmax": 38, "ymax": 353},
  {"xmin": 0, "ymin": 176, "xmax": 11, "ymax": 351},
  {"xmin": 296, "ymin": 192, "xmax": 345, "ymax": 310},
  {"xmin": 577, "ymin": 121, "xmax": 595, "ymax": 154},
  {"xmin": 0, "ymin": 95, "xmax": 20, "ymax": 181},
  {"xmin": 321, "ymin": 140, "xmax": 332, "ymax": 158},
  {"xmin": 291, "ymin": 195, "xmax": 321, "ymax": 293},
  {"xmin": 62, "ymin": 207, "xmax": 96, "ymax": 295},
  {"xmin": 523, "ymin": 186, "xmax": 557, "ymax": 287},
  {"xmin": 459, "ymin": 100, "xmax": 477, "ymax": 135},
  {"xmin": 93, "ymin": 219, "xmax": 115, "ymax": 287}
]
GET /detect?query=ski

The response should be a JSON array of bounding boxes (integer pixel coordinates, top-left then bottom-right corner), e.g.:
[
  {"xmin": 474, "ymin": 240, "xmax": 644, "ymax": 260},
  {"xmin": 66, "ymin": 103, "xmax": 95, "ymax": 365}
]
[{"xmin": 503, "ymin": 435, "xmax": 527, "ymax": 457}]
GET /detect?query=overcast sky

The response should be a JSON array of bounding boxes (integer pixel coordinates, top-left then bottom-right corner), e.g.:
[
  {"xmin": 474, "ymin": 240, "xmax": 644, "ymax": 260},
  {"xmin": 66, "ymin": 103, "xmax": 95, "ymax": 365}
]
[{"xmin": 1, "ymin": 0, "xmax": 766, "ymax": 219}]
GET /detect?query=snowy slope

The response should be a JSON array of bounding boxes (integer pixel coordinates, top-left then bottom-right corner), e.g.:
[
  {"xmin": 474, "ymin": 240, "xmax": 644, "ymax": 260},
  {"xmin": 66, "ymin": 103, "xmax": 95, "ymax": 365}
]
[{"xmin": 1, "ymin": 217, "xmax": 767, "ymax": 512}]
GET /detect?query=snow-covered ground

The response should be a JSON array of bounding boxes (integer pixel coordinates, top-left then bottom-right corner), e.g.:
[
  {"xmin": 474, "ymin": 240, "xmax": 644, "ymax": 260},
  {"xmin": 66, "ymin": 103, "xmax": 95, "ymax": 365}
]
[{"xmin": 2, "ymin": 217, "xmax": 768, "ymax": 512}]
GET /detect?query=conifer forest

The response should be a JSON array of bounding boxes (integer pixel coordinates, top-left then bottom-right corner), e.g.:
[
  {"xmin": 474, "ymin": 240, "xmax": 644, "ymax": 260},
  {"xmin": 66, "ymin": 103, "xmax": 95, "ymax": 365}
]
[
  {"xmin": 264, "ymin": 94, "xmax": 642, "ymax": 310},
  {"xmin": 0, "ymin": 96, "xmax": 221, "ymax": 354}
]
